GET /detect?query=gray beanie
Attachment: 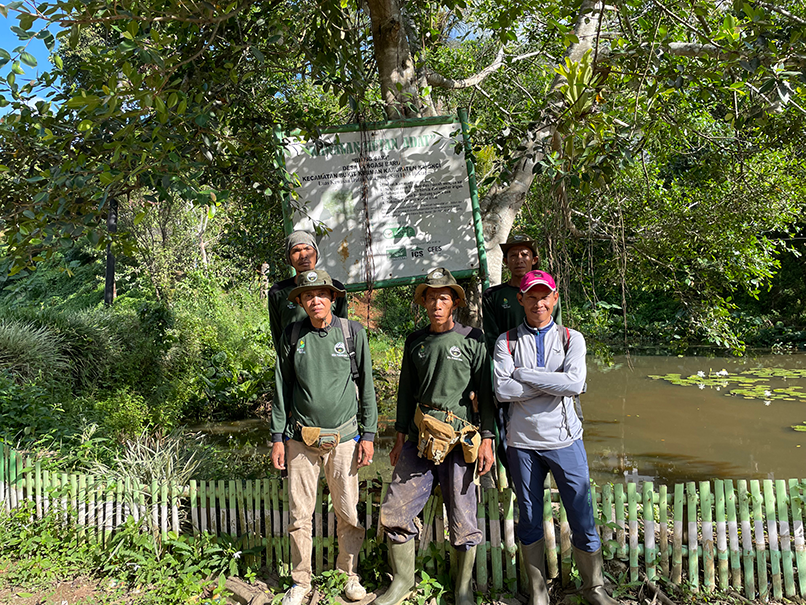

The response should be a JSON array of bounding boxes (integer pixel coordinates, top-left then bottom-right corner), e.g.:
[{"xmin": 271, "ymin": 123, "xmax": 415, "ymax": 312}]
[{"xmin": 285, "ymin": 231, "xmax": 320, "ymax": 264}]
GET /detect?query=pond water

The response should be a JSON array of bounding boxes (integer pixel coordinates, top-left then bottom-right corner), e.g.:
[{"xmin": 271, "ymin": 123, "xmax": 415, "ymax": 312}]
[{"xmin": 192, "ymin": 354, "xmax": 806, "ymax": 486}]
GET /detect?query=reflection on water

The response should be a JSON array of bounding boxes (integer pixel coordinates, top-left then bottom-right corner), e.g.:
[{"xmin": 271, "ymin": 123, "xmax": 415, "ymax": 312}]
[{"xmin": 192, "ymin": 354, "xmax": 806, "ymax": 485}]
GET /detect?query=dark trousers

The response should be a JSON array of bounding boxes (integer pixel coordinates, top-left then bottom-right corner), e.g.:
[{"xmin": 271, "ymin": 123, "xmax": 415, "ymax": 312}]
[
  {"xmin": 507, "ymin": 440, "xmax": 600, "ymax": 552},
  {"xmin": 380, "ymin": 440, "xmax": 481, "ymax": 550}
]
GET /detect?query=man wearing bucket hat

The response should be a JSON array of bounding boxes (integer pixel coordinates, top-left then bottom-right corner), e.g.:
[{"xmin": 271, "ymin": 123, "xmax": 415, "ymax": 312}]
[
  {"xmin": 492, "ymin": 270, "xmax": 617, "ymax": 605},
  {"xmin": 482, "ymin": 233, "xmax": 562, "ymax": 475},
  {"xmin": 375, "ymin": 267, "xmax": 495, "ymax": 605},
  {"xmin": 271, "ymin": 269, "xmax": 377, "ymax": 605},
  {"xmin": 268, "ymin": 230, "xmax": 348, "ymax": 353}
]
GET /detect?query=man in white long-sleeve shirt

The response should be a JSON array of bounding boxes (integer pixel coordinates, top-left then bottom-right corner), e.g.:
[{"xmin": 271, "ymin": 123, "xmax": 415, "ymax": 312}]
[{"xmin": 493, "ymin": 270, "xmax": 617, "ymax": 605}]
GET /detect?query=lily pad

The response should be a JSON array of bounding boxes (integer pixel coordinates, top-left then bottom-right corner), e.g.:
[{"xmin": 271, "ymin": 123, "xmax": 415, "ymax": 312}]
[{"xmin": 648, "ymin": 367, "xmax": 806, "ymax": 403}]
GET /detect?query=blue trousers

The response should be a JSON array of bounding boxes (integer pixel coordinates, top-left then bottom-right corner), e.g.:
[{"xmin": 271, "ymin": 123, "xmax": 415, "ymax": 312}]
[
  {"xmin": 507, "ymin": 440, "xmax": 600, "ymax": 552},
  {"xmin": 380, "ymin": 441, "xmax": 481, "ymax": 550}
]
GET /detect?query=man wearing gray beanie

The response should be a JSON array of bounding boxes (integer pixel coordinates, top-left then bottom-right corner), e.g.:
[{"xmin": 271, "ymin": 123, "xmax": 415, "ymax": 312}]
[{"xmin": 268, "ymin": 231, "xmax": 348, "ymax": 352}]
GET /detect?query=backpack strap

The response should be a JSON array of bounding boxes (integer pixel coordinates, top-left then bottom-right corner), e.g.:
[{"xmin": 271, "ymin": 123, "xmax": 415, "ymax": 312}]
[
  {"xmin": 505, "ymin": 328, "xmax": 518, "ymax": 357},
  {"xmin": 289, "ymin": 321, "xmax": 303, "ymax": 356},
  {"xmin": 556, "ymin": 323, "xmax": 570, "ymax": 354},
  {"xmin": 336, "ymin": 316, "xmax": 360, "ymax": 383}
]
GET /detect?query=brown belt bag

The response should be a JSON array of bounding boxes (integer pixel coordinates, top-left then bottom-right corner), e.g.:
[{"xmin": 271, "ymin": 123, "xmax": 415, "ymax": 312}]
[
  {"xmin": 299, "ymin": 416, "xmax": 358, "ymax": 452},
  {"xmin": 414, "ymin": 406, "xmax": 480, "ymax": 465}
]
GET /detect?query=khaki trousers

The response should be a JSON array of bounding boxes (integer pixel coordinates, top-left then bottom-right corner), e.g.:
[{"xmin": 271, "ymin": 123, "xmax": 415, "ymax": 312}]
[{"xmin": 287, "ymin": 438, "xmax": 365, "ymax": 588}]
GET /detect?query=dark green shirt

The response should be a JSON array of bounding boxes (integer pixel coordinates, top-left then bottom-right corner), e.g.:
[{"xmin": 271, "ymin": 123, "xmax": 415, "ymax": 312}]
[
  {"xmin": 482, "ymin": 282, "xmax": 563, "ymax": 353},
  {"xmin": 396, "ymin": 322, "xmax": 495, "ymax": 442},
  {"xmin": 272, "ymin": 317, "xmax": 377, "ymax": 443},
  {"xmin": 268, "ymin": 275, "xmax": 348, "ymax": 353}
]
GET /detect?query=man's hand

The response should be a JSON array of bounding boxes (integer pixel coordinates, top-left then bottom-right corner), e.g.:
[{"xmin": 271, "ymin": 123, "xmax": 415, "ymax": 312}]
[
  {"xmin": 477, "ymin": 438, "xmax": 495, "ymax": 476},
  {"xmin": 271, "ymin": 441, "xmax": 286, "ymax": 470},
  {"xmin": 389, "ymin": 432, "xmax": 407, "ymax": 467},
  {"xmin": 357, "ymin": 440, "xmax": 374, "ymax": 468}
]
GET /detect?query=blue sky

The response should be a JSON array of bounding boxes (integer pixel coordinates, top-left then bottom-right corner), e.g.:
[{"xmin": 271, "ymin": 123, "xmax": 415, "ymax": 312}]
[{"xmin": 0, "ymin": 11, "xmax": 60, "ymax": 110}]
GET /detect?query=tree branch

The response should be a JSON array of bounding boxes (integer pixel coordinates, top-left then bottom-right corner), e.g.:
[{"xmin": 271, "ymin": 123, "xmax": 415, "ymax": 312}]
[
  {"xmin": 648, "ymin": 0, "xmax": 725, "ymax": 48},
  {"xmin": 423, "ymin": 46, "xmax": 505, "ymax": 89},
  {"xmin": 755, "ymin": 1, "xmax": 806, "ymax": 26}
]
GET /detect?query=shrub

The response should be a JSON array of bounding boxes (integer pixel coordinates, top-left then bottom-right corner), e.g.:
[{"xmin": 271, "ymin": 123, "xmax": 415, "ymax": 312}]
[{"xmin": 0, "ymin": 319, "xmax": 69, "ymax": 382}]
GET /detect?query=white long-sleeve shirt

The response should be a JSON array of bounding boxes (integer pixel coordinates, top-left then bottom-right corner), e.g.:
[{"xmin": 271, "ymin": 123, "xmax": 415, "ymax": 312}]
[{"xmin": 493, "ymin": 321, "xmax": 586, "ymax": 450}]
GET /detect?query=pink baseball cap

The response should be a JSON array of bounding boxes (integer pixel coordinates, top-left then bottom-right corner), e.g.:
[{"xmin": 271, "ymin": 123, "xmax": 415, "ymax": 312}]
[{"xmin": 519, "ymin": 270, "xmax": 557, "ymax": 293}]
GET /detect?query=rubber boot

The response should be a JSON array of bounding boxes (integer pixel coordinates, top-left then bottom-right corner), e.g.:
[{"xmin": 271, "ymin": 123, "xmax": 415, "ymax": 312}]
[
  {"xmin": 521, "ymin": 540, "xmax": 550, "ymax": 605},
  {"xmin": 573, "ymin": 547, "xmax": 619, "ymax": 605},
  {"xmin": 453, "ymin": 546, "xmax": 476, "ymax": 605},
  {"xmin": 374, "ymin": 540, "xmax": 416, "ymax": 605}
]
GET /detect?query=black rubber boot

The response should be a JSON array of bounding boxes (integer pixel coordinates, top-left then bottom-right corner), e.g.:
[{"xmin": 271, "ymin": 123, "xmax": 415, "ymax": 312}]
[
  {"xmin": 521, "ymin": 540, "xmax": 550, "ymax": 605},
  {"xmin": 374, "ymin": 540, "xmax": 416, "ymax": 605},
  {"xmin": 454, "ymin": 546, "xmax": 477, "ymax": 605},
  {"xmin": 573, "ymin": 547, "xmax": 620, "ymax": 605}
]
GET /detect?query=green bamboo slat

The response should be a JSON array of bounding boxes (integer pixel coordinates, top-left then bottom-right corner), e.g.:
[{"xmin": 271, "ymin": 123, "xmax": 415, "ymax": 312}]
[
  {"xmin": 751, "ymin": 480, "xmax": 768, "ymax": 601},
  {"xmin": 315, "ymin": 479, "xmax": 324, "ymax": 574},
  {"xmin": 602, "ymin": 484, "xmax": 614, "ymax": 560},
  {"xmin": 25, "ymin": 458, "xmax": 34, "ymax": 506},
  {"xmin": 271, "ymin": 477, "xmax": 282, "ymax": 567},
  {"xmin": 282, "ymin": 479, "xmax": 291, "ymax": 565},
  {"xmin": 422, "ymin": 494, "xmax": 435, "ymax": 572},
  {"xmin": 160, "ymin": 482, "xmax": 168, "ymax": 541},
  {"xmin": 545, "ymin": 476, "xmax": 558, "ymax": 578},
  {"xmin": 16, "ymin": 452, "xmax": 23, "ymax": 507},
  {"xmin": 116, "ymin": 478, "xmax": 124, "ymax": 528},
  {"xmin": 659, "ymin": 485, "xmax": 669, "ymax": 578},
  {"xmin": 503, "ymin": 488, "xmax": 517, "ymax": 589},
  {"xmin": 43, "ymin": 470, "xmax": 51, "ymax": 516},
  {"xmin": 643, "ymin": 482, "xmax": 656, "ymax": 582},
  {"xmin": 172, "ymin": 482, "xmax": 180, "ymax": 535},
  {"xmin": 35, "ymin": 460, "xmax": 42, "ymax": 519},
  {"xmin": 87, "ymin": 475, "xmax": 97, "ymax": 543},
  {"xmin": 788, "ymin": 479, "xmax": 806, "ymax": 597},
  {"xmin": 96, "ymin": 480, "xmax": 104, "ymax": 541},
  {"xmin": 615, "ymin": 483, "xmax": 626, "ymax": 561},
  {"xmin": 475, "ymin": 484, "xmax": 488, "ymax": 592},
  {"xmin": 138, "ymin": 482, "xmax": 146, "ymax": 528},
  {"xmin": 435, "ymin": 493, "xmax": 447, "ymax": 573},
  {"xmin": 627, "ymin": 483, "xmax": 638, "ymax": 582},
  {"xmin": 686, "ymin": 482, "xmax": 699, "ymax": 591},
  {"xmin": 237, "ymin": 480, "xmax": 247, "ymax": 537},
  {"xmin": 714, "ymin": 480, "xmax": 728, "ymax": 591},
  {"xmin": 70, "ymin": 475, "xmax": 77, "ymax": 529},
  {"xmin": 724, "ymin": 480, "xmax": 741, "ymax": 590},
  {"xmin": 763, "ymin": 479, "xmax": 782, "ymax": 599},
  {"xmin": 49, "ymin": 473, "xmax": 59, "ymax": 519},
  {"xmin": 263, "ymin": 478, "xmax": 274, "ymax": 569},
  {"xmin": 190, "ymin": 480, "xmax": 198, "ymax": 534},
  {"xmin": 104, "ymin": 481, "xmax": 113, "ymax": 545},
  {"xmin": 199, "ymin": 480, "xmax": 208, "ymax": 533},
  {"xmin": 149, "ymin": 479, "xmax": 158, "ymax": 535},
  {"xmin": 253, "ymin": 480, "xmax": 261, "ymax": 564},
  {"xmin": 701, "ymin": 481, "xmax": 714, "ymax": 592},
  {"xmin": 78, "ymin": 474, "xmax": 87, "ymax": 541},
  {"xmin": 776, "ymin": 479, "xmax": 795, "ymax": 597},
  {"xmin": 738, "ymin": 480, "xmax": 754, "ymax": 598},
  {"xmin": 559, "ymin": 500, "xmax": 571, "ymax": 586},
  {"xmin": 230, "ymin": 479, "xmax": 239, "ymax": 536},
  {"xmin": 217, "ymin": 480, "xmax": 227, "ymax": 534},
  {"xmin": 361, "ymin": 480, "xmax": 372, "ymax": 560},
  {"xmin": 8, "ymin": 449, "xmax": 17, "ymax": 509},
  {"xmin": 0, "ymin": 443, "xmax": 6, "ymax": 510},
  {"xmin": 489, "ymin": 488, "xmax": 503, "ymax": 590},
  {"xmin": 379, "ymin": 481, "xmax": 390, "ymax": 541},
  {"xmin": 242, "ymin": 481, "xmax": 251, "ymax": 560},
  {"xmin": 326, "ymin": 491, "xmax": 335, "ymax": 571}
]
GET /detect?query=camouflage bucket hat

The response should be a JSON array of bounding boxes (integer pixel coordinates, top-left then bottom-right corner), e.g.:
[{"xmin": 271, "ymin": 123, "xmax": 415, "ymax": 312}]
[
  {"xmin": 287, "ymin": 269, "xmax": 346, "ymax": 302},
  {"xmin": 500, "ymin": 233, "xmax": 538, "ymax": 262},
  {"xmin": 413, "ymin": 267, "xmax": 467, "ymax": 307}
]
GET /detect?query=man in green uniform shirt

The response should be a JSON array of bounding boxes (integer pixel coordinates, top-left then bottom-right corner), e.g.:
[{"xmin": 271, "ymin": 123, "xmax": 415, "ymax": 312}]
[
  {"xmin": 271, "ymin": 269, "xmax": 377, "ymax": 605},
  {"xmin": 268, "ymin": 231, "xmax": 348, "ymax": 352},
  {"xmin": 375, "ymin": 268, "xmax": 495, "ymax": 605}
]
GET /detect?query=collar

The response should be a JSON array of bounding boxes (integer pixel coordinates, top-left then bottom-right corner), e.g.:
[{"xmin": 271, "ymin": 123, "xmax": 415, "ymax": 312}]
[{"xmin": 523, "ymin": 319, "xmax": 555, "ymax": 335}]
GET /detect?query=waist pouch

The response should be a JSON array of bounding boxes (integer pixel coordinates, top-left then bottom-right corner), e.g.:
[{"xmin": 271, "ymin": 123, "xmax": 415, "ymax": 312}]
[
  {"xmin": 414, "ymin": 405, "xmax": 480, "ymax": 465},
  {"xmin": 299, "ymin": 416, "xmax": 358, "ymax": 452}
]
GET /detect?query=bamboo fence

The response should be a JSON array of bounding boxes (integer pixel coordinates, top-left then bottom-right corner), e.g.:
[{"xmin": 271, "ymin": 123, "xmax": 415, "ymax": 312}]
[{"xmin": 1, "ymin": 443, "xmax": 805, "ymax": 600}]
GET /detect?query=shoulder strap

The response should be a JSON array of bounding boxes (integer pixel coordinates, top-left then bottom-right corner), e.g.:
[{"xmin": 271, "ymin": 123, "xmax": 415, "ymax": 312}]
[
  {"xmin": 290, "ymin": 321, "xmax": 302, "ymax": 355},
  {"xmin": 505, "ymin": 328, "xmax": 518, "ymax": 356},
  {"xmin": 337, "ymin": 316, "xmax": 360, "ymax": 382},
  {"xmin": 556, "ymin": 323, "xmax": 570, "ymax": 354}
]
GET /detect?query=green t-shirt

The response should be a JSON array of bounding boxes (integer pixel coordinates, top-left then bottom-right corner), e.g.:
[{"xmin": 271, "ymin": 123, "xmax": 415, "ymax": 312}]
[
  {"xmin": 267, "ymin": 275, "xmax": 348, "ymax": 353},
  {"xmin": 395, "ymin": 322, "xmax": 495, "ymax": 442},
  {"xmin": 272, "ymin": 317, "xmax": 377, "ymax": 443}
]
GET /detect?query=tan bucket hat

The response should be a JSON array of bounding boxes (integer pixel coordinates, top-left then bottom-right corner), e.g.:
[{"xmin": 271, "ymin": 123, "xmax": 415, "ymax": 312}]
[
  {"xmin": 413, "ymin": 267, "xmax": 467, "ymax": 307},
  {"xmin": 287, "ymin": 269, "xmax": 346, "ymax": 302}
]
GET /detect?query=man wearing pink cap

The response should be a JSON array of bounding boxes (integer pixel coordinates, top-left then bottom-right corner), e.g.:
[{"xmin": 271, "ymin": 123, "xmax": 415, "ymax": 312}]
[{"xmin": 492, "ymin": 270, "xmax": 617, "ymax": 605}]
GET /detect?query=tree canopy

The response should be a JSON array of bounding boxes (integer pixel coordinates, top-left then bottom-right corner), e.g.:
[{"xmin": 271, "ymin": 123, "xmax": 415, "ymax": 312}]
[{"xmin": 0, "ymin": 0, "xmax": 804, "ymax": 349}]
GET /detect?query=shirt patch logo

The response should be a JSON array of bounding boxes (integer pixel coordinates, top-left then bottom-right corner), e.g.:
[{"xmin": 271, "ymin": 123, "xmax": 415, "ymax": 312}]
[
  {"xmin": 448, "ymin": 346, "xmax": 462, "ymax": 359},
  {"xmin": 306, "ymin": 271, "xmax": 318, "ymax": 282},
  {"xmin": 501, "ymin": 298, "xmax": 511, "ymax": 309},
  {"xmin": 418, "ymin": 346, "xmax": 427, "ymax": 359},
  {"xmin": 334, "ymin": 342, "xmax": 346, "ymax": 355},
  {"xmin": 287, "ymin": 301, "xmax": 296, "ymax": 309},
  {"xmin": 297, "ymin": 338, "xmax": 306, "ymax": 354}
]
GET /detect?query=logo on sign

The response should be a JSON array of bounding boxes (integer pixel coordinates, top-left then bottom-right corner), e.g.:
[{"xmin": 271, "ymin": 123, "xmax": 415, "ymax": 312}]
[{"xmin": 383, "ymin": 226, "xmax": 416, "ymax": 239}]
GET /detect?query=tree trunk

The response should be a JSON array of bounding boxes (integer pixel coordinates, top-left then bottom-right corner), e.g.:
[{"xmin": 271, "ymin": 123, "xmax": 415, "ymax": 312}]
[{"xmin": 104, "ymin": 197, "xmax": 118, "ymax": 305}]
